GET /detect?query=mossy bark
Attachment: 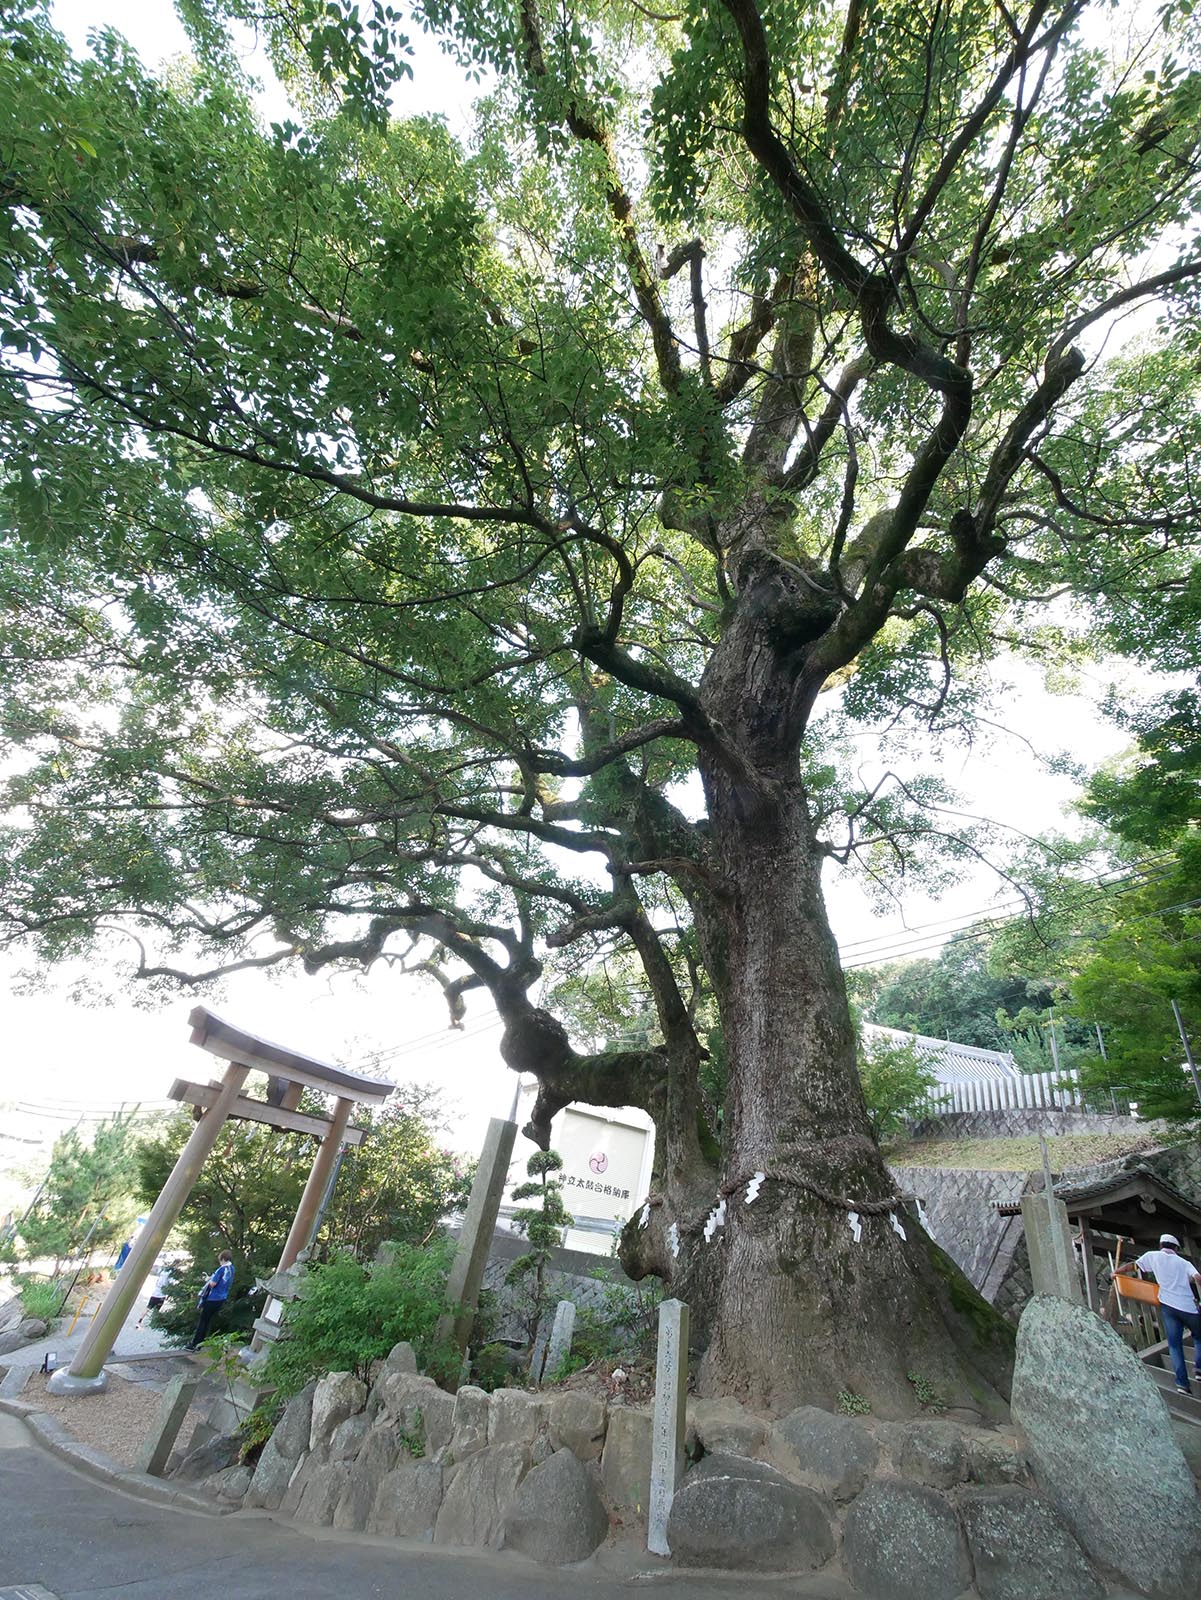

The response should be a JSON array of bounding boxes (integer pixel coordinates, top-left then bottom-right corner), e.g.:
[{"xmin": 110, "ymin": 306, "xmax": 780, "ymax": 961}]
[{"xmin": 686, "ymin": 599, "xmax": 1014, "ymax": 1418}]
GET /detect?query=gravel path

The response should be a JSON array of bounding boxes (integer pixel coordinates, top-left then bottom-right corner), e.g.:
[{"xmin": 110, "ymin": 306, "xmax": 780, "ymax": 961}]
[
  {"xmin": 23, "ymin": 1367, "xmax": 205, "ymax": 1470},
  {"xmin": 2, "ymin": 1271, "xmax": 179, "ymax": 1374}
]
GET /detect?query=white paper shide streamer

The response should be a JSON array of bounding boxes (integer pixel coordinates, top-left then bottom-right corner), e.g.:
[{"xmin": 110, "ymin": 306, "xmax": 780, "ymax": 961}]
[{"xmin": 702, "ymin": 1195, "xmax": 727, "ymax": 1244}]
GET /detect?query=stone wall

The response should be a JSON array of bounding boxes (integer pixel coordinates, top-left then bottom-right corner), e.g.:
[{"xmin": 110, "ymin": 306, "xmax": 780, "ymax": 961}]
[
  {"xmin": 217, "ymin": 1344, "xmax": 1059, "ymax": 1588},
  {"xmin": 890, "ymin": 1165, "xmax": 1029, "ymax": 1292},
  {"xmin": 909, "ymin": 1109, "xmax": 1152, "ymax": 1140},
  {"xmin": 472, "ymin": 1228, "xmax": 635, "ymax": 1346},
  {"xmin": 905, "ymin": 1139, "xmax": 1201, "ymax": 1324},
  {"xmin": 200, "ymin": 1342, "xmax": 1201, "ymax": 1594},
  {"xmin": 1145, "ymin": 1139, "xmax": 1201, "ymax": 1197}
]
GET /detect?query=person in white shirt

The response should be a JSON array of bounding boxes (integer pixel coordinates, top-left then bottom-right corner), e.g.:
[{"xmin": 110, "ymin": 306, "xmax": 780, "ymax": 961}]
[
  {"xmin": 1117, "ymin": 1232, "xmax": 1201, "ymax": 1394},
  {"xmin": 136, "ymin": 1261, "xmax": 173, "ymax": 1329}
]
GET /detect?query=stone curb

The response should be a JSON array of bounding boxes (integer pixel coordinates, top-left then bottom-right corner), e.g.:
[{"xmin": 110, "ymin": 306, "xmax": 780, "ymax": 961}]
[
  {"xmin": 0, "ymin": 1364, "xmax": 33, "ymax": 1399},
  {"xmin": 0, "ymin": 1394, "xmax": 233, "ymax": 1515}
]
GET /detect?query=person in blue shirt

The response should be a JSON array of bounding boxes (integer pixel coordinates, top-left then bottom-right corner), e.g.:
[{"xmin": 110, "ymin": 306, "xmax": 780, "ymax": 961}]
[{"xmin": 187, "ymin": 1251, "xmax": 235, "ymax": 1349}]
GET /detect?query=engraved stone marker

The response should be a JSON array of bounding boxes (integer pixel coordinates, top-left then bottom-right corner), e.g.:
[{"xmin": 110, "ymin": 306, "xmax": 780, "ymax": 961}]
[{"xmin": 647, "ymin": 1297, "xmax": 689, "ymax": 1556}]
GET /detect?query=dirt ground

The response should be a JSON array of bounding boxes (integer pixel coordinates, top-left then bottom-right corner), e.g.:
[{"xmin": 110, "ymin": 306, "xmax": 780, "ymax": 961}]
[
  {"xmin": 548, "ymin": 1355, "xmax": 657, "ymax": 1407},
  {"xmin": 26, "ymin": 1366, "xmax": 206, "ymax": 1470}
]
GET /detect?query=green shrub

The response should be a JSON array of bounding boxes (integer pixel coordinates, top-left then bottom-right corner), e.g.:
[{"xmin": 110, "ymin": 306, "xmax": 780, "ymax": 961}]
[
  {"xmin": 906, "ymin": 1370, "xmax": 946, "ymax": 1411},
  {"xmin": 16, "ymin": 1275, "xmax": 62, "ymax": 1324},
  {"xmin": 837, "ymin": 1389, "xmax": 872, "ymax": 1416},
  {"xmin": 571, "ymin": 1268, "xmax": 663, "ymax": 1368},
  {"xmin": 857, "ymin": 1035, "xmax": 942, "ymax": 1140},
  {"xmin": 506, "ymin": 1149, "xmax": 572, "ymax": 1350},
  {"xmin": 470, "ymin": 1341, "xmax": 514, "ymax": 1393},
  {"xmin": 242, "ymin": 1394, "xmax": 284, "ymax": 1454},
  {"xmin": 545, "ymin": 1351, "xmax": 586, "ymax": 1383},
  {"xmin": 262, "ymin": 1240, "xmax": 456, "ymax": 1398}
]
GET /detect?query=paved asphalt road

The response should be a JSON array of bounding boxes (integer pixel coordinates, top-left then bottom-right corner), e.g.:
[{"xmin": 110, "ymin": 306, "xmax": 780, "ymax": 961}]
[{"xmin": 0, "ymin": 1415, "xmax": 847, "ymax": 1600}]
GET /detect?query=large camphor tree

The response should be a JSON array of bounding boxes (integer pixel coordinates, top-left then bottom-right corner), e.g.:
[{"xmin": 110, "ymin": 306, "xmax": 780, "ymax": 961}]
[{"xmin": 2, "ymin": 0, "xmax": 1199, "ymax": 1413}]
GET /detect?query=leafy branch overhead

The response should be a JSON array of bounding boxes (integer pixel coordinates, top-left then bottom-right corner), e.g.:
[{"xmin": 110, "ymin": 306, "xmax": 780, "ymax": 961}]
[{"xmin": 1, "ymin": 0, "xmax": 1199, "ymax": 1408}]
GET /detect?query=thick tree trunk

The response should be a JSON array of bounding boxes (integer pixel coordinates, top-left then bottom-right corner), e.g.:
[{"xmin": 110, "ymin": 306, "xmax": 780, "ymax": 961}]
[
  {"xmin": 691, "ymin": 609, "xmax": 1014, "ymax": 1418},
  {"xmin": 617, "ymin": 1078, "xmax": 722, "ymax": 1348}
]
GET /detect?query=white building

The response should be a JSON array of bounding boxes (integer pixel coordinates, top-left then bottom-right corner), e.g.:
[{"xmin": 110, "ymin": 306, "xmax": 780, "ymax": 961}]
[
  {"xmin": 499, "ymin": 1082, "xmax": 655, "ymax": 1255},
  {"xmin": 862, "ymin": 1022, "xmax": 1087, "ymax": 1113}
]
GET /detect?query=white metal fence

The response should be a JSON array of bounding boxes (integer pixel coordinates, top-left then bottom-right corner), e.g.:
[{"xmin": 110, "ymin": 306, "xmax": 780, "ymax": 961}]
[{"xmin": 917, "ymin": 1068, "xmax": 1083, "ymax": 1116}]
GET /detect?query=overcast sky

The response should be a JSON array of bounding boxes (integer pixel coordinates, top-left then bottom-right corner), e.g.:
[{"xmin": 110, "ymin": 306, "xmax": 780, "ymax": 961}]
[{"xmin": 0, "ymin": 4, "xmax": 1156, "ymax": 1161}]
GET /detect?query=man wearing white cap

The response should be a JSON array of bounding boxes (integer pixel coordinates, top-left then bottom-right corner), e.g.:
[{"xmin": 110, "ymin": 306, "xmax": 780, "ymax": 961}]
[{"xmin": 1118, "ymin": 1233, "xmax": 1201, "ymax": 1394}]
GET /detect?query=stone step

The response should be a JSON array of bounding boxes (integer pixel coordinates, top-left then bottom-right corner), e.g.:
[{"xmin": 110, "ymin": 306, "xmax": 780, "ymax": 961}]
[{"xmin": 1141, "ymin": 1358, "xmax": 1201, "ymax": 1424}]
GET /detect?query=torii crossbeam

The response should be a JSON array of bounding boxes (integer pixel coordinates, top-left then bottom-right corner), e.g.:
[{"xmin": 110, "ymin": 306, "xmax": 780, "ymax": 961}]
[{"xmin": 48, "ymin": 1005, "xmax": 393, "ymax": 1394}]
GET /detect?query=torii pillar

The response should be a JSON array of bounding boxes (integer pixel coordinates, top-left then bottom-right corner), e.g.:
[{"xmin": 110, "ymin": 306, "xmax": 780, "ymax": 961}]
[
  {"xmin": 249, "ymin": 1093, "xmax": 355, "ymax": 1355},
  {"xmin": 49, "ymin": 1006, "xmax": 389, "ymax": 1394},
  {"xmin": 49, "ymin": 1059, "xmax": 250, "ymax": 1392}
]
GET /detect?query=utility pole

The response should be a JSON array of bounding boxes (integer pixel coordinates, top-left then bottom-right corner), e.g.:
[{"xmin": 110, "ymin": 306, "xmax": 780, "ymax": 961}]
[
  {"xmin": 2, "ymin": 1113, "xmax": 85, "ymax": 1245},
  {"xmin": 1047, "ymin": 1009, "xmax": 1061, "ymax": 1074},
  {"xmin": 1170, "ymin": 999, "xmax": 1201, "ymax": 1108},
  {"xmin": 1093, "ymin": 1024, "xmax": 1118, "ymax": 1113}
]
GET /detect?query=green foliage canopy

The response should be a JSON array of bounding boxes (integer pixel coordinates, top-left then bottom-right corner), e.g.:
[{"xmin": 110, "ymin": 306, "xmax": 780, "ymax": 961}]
[
  {"xmin": 2, "ymin": 0, "xmax": 1200, "ymax": 1399},
  {"xmin": 849, "ymin": 940, "xmax": 1058, "ymax": 1052},
  {"xmin": 989, "ymin": 748, "xmax": 1200, "ymax": 1122},
  {"xmin": 0, "ymin": 1, "xmax": 1196, "ymax": 1049}
]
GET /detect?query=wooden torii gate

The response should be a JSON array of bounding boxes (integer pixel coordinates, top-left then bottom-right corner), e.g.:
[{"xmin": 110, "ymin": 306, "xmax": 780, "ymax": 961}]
[{"xmin": 48, "ymin": 1005, "xmax": 393, "ymax": 1394}]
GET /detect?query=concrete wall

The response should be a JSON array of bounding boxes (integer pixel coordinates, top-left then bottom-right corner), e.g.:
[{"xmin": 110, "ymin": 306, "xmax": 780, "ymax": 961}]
[
  {"xmin": 897, "ymin": 1139, "xmax": 1201, "ymax": 1324},
  {"xmin": 1145, "ymin": 1140, "xmax": 1201, "ymax": 1197}
]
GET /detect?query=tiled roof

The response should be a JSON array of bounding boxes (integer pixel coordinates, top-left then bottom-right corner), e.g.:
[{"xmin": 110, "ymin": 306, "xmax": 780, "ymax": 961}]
[
  {"xmin": 995, "ymin": 1161, "xmax": 1201, "ymax": 1224},
  {"xmin": 863, "ymin": 1022, "xmax": 1021, "ymax": 1084}
]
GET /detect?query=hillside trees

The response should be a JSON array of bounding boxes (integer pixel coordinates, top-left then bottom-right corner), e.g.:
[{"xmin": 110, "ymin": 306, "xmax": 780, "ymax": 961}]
[
  {"xmin": 7, "ymin": 1111, "xmax": 143, "ymax": 1269},
  {"xmin": 992, "ymin": 694, "xmax": 1201, "ymax": 1119},
  {"xmin": 848, "ymin": 939, "xmax": 1059, "ymax": 1051},
  {"xmin": 2, "ymin": 0, "xmax": 1200, "ymax": 1411}
]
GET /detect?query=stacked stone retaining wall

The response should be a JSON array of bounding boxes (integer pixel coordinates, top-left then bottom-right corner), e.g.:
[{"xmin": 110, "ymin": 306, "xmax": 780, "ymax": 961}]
[
  {"xmin": 195, "ymin": 1337, "xmax": 1199, "ymax": 1594},
  {"xmin": 909, "ymin": 1109, "xmax": 1152, "ymax": 1140},
  {"xmin": 894, "ymin": 1138, "xmax": 1201, "ymax": 1322},
  {"xmin": 890, "ymin": 1165, "xmax": 1028, "ymax": 1292}
]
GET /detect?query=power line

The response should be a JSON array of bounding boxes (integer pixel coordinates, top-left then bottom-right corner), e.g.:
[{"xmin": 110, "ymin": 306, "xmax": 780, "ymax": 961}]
[
  {"xmin": 835, "ymin": 858, "xmax": 1180, "ymax": 969},
  {"xmin": 834, "ymin": 854, "xmax": 1175, "ymax": 956},
  {"xmin": 843, "ymin": 893, "xmax": 1201, "ymax": 971},
  {"xmin": 360, "ymin": 1009, "xmax": 502, "ymax": 1065},
  {"xmin": 5, "ymin": 1102, "xmax": 171, "ymax": 1122},
  {"xmin": 359, "ymin": 1014, "xmax": 504, "ymax": 1069}
]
